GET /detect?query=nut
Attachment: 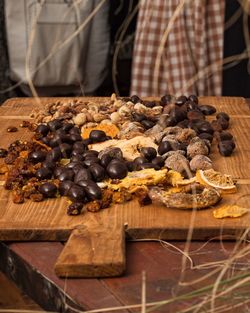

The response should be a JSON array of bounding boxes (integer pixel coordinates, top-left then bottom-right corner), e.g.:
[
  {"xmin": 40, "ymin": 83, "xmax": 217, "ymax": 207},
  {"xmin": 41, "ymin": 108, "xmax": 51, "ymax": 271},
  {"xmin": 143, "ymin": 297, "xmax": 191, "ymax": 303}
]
[
  {"xmin": 110, "ymin": 112, "xmax": 121, "ymax": 123},
  {"xmin": 114, "ymin": 100, "xmax": 123, "ymax": 108},
  {"xmin": 118, "ymin": 105, "xmax": 131, "ymax": 117},
  {"xmin": 93, "ymin": 113, "xmax": 106, "ymax": 123},
  {"xmin": 73, "ymin": 113, "xmax": 87, "ymax": 126},
  {"xmin": 111, "ymin": 93, "xmax": 117, "ymax": 101},
  {"xmin": 187, "ymin": 137, "xmax": 209, "ymax": 159},
  {"xmin": 190, "ymin": 155, "xmax": 213, "ymax": 171}
]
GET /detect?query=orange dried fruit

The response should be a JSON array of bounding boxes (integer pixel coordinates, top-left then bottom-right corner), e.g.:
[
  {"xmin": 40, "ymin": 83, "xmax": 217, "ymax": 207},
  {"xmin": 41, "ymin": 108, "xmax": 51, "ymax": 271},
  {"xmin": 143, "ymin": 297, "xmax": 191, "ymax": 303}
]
[
  {"xmin": 213, "ymin": 205, "xmax": 248, "ymax": 218},
  {"xmin": 196, "ymin": 169, "xmax": 237, "ymax": 194},
  {"xmin": 82, "ymin": 124, "xmax": 119, "ymax": 139}
]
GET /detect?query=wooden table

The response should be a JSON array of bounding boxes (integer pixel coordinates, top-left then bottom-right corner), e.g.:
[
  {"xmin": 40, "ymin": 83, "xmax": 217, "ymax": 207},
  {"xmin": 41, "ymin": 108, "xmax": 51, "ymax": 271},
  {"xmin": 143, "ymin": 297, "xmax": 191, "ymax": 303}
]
[{"xmin": 0, "ymin": 97, "xmax": 250, "ymax": 312}]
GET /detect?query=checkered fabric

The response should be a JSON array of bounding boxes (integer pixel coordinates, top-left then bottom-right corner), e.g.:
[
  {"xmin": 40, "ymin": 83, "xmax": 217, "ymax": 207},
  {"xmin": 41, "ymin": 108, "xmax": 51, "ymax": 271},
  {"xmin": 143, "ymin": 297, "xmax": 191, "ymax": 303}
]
[{"xmin": 131, "ymin": 0, "xmax": 225, "ymax": 97}]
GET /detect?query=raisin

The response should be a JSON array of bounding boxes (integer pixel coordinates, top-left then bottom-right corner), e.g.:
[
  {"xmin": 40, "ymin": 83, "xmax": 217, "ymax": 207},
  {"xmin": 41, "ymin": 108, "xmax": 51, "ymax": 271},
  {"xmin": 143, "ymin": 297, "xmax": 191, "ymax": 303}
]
[{"xmin": 7, "ymin": 127, "xmax": 18, "ymax": 132}]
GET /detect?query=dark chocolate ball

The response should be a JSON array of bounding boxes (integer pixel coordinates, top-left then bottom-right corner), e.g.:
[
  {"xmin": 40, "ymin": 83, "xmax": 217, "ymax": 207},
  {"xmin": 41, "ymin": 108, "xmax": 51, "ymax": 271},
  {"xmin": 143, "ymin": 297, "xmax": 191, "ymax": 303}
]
[
  {"xmin": 107, "ymin": 161, "xmax": 128, "ymax": 179},
  {"xmin": 38, "ymin": 182, "xmax": 57, "ymax": 198},
  {"xmin": 140, "ymin": 147, "xmax": 157, "ymax": 161}
]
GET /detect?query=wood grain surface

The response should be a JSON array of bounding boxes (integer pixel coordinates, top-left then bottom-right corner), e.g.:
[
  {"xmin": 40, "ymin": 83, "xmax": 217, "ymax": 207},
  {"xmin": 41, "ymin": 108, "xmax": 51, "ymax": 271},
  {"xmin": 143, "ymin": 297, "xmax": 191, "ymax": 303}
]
[{"xmin": 0, "ymin": 97, "xmax": 249, "ymax": 278}]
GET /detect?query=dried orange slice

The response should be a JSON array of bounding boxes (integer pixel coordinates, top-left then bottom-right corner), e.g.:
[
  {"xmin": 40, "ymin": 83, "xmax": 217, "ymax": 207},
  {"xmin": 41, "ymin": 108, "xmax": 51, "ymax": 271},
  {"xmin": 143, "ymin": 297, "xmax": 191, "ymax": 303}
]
[
  {"xmin": 167, "ymin": 170, "xmax": 196, "ymax": 187},
  {"xmin": 213, "ymin": 205, "xmax": 248, "ymax": 218},
  {"xmin": 196, "ymin": 169, "xmax": 237, "ymax": 194}
]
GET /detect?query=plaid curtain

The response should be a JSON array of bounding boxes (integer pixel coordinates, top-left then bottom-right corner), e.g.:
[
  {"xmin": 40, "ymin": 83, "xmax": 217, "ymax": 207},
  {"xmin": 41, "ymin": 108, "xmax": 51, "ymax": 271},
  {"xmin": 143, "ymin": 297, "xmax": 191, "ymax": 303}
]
[{"xmin": 131, "ymin": 0, "xmax": 225, "ymax": 97}]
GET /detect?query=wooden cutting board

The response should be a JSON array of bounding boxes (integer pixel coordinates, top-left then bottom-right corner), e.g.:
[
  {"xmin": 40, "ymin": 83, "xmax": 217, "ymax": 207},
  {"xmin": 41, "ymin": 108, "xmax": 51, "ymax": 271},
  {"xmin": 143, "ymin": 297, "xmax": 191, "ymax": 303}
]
[{"xmin": 0, "ymin": 97, "xmax": 249, "ymax": 278}]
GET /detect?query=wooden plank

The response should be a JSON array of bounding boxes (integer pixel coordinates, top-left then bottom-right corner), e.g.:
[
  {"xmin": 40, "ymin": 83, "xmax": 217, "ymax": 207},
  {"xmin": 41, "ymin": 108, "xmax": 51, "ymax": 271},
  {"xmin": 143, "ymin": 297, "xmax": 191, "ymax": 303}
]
[
  {"xmin": 2, "ymin": 241, "xmax": 249, "ymax": 313},
  {"xmin": 0, "ymin": 272, "xmax": 41, "ymax": 310},
  {"xmin": 55, "ymin": 225, "xmax": 125, "ymax": 278},
  {"xmin": 0, "ymin": 96, "xmax": 249, "ymax": 278},
  {"xmin": 0, "ymin": 241, "xmax": 128, "ymax": 312}
]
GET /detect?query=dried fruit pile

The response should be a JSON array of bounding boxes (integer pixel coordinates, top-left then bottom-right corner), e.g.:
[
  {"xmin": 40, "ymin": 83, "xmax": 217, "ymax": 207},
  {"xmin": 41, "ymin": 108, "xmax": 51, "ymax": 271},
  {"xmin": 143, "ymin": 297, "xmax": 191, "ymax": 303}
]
[{"xmin": 0, "ymin": 94, "xmax": 239, "ymax": 216}]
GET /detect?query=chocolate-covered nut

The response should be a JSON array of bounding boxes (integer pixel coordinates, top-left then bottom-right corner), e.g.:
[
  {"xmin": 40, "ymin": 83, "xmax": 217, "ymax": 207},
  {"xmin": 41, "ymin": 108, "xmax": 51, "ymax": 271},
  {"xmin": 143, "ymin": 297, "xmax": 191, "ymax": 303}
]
[
  {"xmin": 50, "ymin": 133, "xmax": 71, "ymax": 147},
  {"xmin": 137, "ymin": 163, "xmax": 160, "ymax": 170},
  {"xmin": 68, "ymin": 133, "xmax": 82, "ymax": 143},
  {"xmin": 48, "ymin": 119, "xmax": 62, "ymax": 131},
  {"xmin": 83, "ymin": 157, "xmax": 100, "ymax": 167},
  {"xmin": 38, "ymin": 182, "xmax": 57, "ymax": 198},
  {"xmin": 199, "ymin": 105, "xmax": 216, "ymax": 115},
  {"xmin": 217, "ymin": 118, "xmax": 229, "ymax": 130},
  {"xmin": 215, "ymin": 131, "xmax": 233, "ymax": 141},
  {"xmin": 107, "ymin": 161, "xmax": 128, "ymax": 179},
  {"xmin": 40, "ymin": 136, "xmax": 51, "ymax": 146},
  {"xmin": 29, "ymin": 150, "xmax": 47, "ymax": 163},
  {"xmin": 71, "ymin": 149, "xmax": 84, "ymax": 157},
  {"xmin": 53, "ymin": 167, "xmax": 64, "ymax": 178},
  {"xmin": 73, "ymin": 141, "xmax": 87, "ymax": 152},
  {"xmin": 177, "ymin": 119, "xmax": 189, "ymax": 128},
  {"xmin": 216, "ymin": 112, "xmax": 230, "ymax": 121},
  {"xmin": 198, "ymin": 121, "xmax": 214, "ymax": 135},
  {"xmin": 67, "ymin": 185, "xmax": 85, "ymax": 202},
  {"xmin": 186, "ymin": 101, "xmax": 198, "ymax": 111},
  {"xmin": 0, "ymin": 148, "xmax": 8, "ymax": 158},
  {"xmin": 61, "ymin": 123, "xmax": 74, "ymax": 132},
  {"xmin": 211, "ymin": 120, "xmax": 223, "ymax": 132},
  {"xmin": 70, "ymin": 154, "xmax": 85, "ymax": 162},
  {"xmin": 55, "ymin": 128, "xmax": 67, "ymax": 136},
  {"xmin": 66, "ymin": 162, "xmax": 85, "ymax": 169},
  {"xmin": 140, "ymin": 147, "xmax": 157, "ymax": 161},
  {"xmin": 89, "ymin": 164, "xmax": 106, "ymax": 182},
  {"xmin": 59, "ymin": 180, "xmax": 74, "ymax": 196},
  {"xmin": 83, "ymin": 150, "xmax": 98, "ymax": 158},
  {"xmin": 78, "ymin": 180, "xmax": 102, "ymax": 200},
  {"xmin": 67, "ymin": 202, "xmax": 83, "ymax": 215},
  {"xmin": 134, "ymin": 157, "xmax": 148, "ymax": 166},
  {"xmin": 89, "ymin": 130, "xmax": 107, "ymax": 143},
  {"xmin": 218, "ymin": 142, "xmax": 234, "ymax": 156},
  {"xmin": 98, "ymin": 147, "xmax": 123, "ymax": 160},
  {"xmin": 100, "ymin": 154, "xmax": 113, "ymax": 167},
  {"xmin": 49, "ymin": 137, "xmax": 60, "ymax": 148},
  {"xmin": 141, "ymin": 119, "xmax": 155, "ymax": 129},
  {"xmin": 170, "ymin": 106, "xmax": 187, "ymax": 122},
  {"xmin": 187, "ymin": 110, "xmax": 204, "ymax": 120},
  {"xmin": 72, "ymin": 164, "xmax": 86, "ymax": 175},
  {"xmin": 82, "ymin": 138, "xmax": 91, "ymax": 146},
  {"xmin": 198, "ymin": 132, "xmax": 213, "ymax": 143},
  {"xmin": 74, "ymin": 168, "xmax": 92, "ymax": 183},
  {"xmin": 58, "ymin": 169, "xmax": 75, "ymax": 182},
  {"xmin": 160, "ymin": 95, "xmax": 172, "ymax": 105},
  {"xmin": 218, "ymin": 140, "xmax": 235, "ymax": 150},
  {"xmin": 36, "ymin": 124, "xmax": 50, "ymax": 136},
  {"xmin": 175, "ymin": 95, "xmax": 187, "ymax": 106},
  {"xmin": 46, "ymin": 147, "xmax": 62, "ymax": 162},
  {"xmin": 125, "ymin": 161, "xmax": 136, "ymax": 172},
  {"xmin": 152, "ymin": 156, "xmax": 165, "ymax": 168},
  {"xmin": 35, "ymin": 167, "xmax": 53, "ymax": 180},
  {"xmin": 158, "ymin": 141, "xmax": 172, "ymax": 155},
  {"xmin": 69, "ymin": 127, "xmax": 81, "ymax": 135},
  {"xmin": 131, "ymin": 95, "xmax": 141, "ymax": 104},
  {"xmin": 59, "ymin": 143, "xmax": 72, "ymax": 158},
  {"xmin": 144, "ymin": 101, "xmax": 156, "ymax": 108},
  {"xmin": 131, "ymin": 112, "xmax": 146, "ymax": 122},
  {"xmin": 162, "ymin": 116, "xmax": 177, "ymax": 127},
  {"xmin": 188, "ymin": 95, "xmax": 198, "ymax": 104}
]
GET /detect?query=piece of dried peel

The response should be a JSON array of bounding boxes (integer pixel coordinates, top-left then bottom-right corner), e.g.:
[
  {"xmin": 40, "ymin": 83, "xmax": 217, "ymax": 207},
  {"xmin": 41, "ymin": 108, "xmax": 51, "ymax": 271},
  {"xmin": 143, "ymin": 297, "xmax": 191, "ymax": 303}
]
[{"xmin": 213, "ymin": 205, "xmax": 249, "ymax": 218}]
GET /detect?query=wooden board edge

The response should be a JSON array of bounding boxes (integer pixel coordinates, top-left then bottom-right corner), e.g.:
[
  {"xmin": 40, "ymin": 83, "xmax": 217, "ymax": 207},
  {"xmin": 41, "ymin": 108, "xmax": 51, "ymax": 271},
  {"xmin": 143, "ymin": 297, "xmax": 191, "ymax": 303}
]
[
  {"xmin": 0, "ymin": 228, "xmax": 71, "ymax": 241},
  {"xmin": 126, "ymin": 227, "xmax": 250, "ymax": 241},
  {"xmin": 55, "ymin": 226, "xmax": 126, "ymax": 278}
]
